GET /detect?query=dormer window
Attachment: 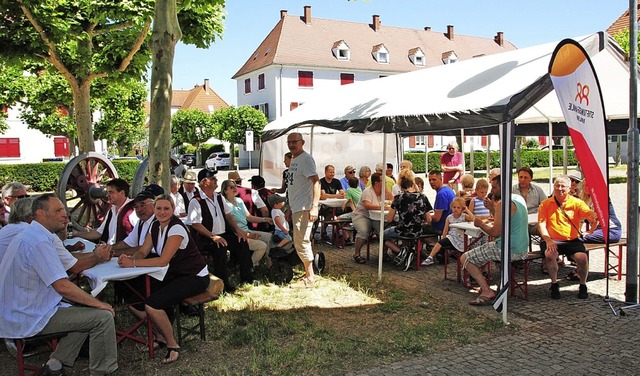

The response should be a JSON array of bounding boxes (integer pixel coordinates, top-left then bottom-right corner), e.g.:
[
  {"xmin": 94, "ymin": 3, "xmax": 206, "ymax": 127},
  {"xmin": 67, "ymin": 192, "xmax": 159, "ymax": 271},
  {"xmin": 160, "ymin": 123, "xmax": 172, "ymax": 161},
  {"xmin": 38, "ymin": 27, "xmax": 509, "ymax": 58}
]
[
  {"xmin": 372, "ymin": 44, "xmax": 389, "ymax": 64},
  {"xmin": 442, "ymin": 51, "xmax": 458, "ymax": 64},
  {"xmin": 332, "ymin": 40, "xmax": 351, "ymax": 61},
  {"xmin": 408, "ymin": 47, "xmax": 426, "ymax": 67}
]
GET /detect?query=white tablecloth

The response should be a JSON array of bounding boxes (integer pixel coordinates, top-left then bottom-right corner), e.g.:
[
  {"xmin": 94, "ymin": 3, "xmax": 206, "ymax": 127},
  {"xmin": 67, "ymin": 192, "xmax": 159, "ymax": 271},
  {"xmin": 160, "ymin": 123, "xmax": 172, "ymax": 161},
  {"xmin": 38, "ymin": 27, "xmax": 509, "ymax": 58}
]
[
  {"xmin": 449, "ymin": 221, "xmax": 487, "ymax": 239},
  {"xmin": 320, "ymin": 198, "xmax": 347, "ymax": 208},
  {"xmin": 82, "ymin": 258, "xmax": 169, "ymax": 296},
  {"xmin": 528, "ymin": 213, "xmax": 538, "ymax": 224}
]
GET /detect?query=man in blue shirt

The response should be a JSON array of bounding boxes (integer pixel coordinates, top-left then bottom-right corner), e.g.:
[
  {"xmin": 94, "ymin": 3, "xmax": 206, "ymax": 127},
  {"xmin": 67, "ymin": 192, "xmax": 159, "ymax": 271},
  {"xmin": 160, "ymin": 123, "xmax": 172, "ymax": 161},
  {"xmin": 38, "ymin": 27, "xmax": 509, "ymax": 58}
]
[
  {"xmin": 0, "ymin": 194, "xmax": 117, "ymax": 375},
  {"xmin": 427, "ymin": 170, "xmax": 456, "ymax": 233}
]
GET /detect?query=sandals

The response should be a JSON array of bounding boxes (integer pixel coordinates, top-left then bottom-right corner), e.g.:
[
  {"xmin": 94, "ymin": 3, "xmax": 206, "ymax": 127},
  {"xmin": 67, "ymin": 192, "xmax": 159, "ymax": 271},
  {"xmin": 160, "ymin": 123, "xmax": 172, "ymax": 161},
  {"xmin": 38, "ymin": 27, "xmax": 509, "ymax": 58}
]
[
  {"xmin": 162, "ymin": 347, "xmax": 180, "ymax": 364},
  {"xmin": 353, "ymin": 255, "xmax": 367, "ymax": 264},
  {"xmin": 469, "ymin": 295, "xmax": 494, "ymax": 306}
]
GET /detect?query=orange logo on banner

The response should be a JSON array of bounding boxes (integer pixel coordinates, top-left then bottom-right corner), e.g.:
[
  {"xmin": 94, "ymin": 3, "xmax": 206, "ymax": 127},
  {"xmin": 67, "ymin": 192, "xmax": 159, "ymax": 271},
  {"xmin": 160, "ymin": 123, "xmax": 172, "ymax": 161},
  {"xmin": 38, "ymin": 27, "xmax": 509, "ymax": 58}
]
[{"xmin": 575, "ymin": 82, "xmax": 589, "ymax": 105}]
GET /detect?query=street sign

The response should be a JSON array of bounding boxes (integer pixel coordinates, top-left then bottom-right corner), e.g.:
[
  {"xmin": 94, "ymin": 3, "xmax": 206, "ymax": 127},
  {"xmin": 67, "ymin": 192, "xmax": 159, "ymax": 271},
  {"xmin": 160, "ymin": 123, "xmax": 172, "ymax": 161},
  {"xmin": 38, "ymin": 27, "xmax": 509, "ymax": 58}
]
[{"xmin": 246, "ymin": 130, "xmax": 254, "ymax": 151}]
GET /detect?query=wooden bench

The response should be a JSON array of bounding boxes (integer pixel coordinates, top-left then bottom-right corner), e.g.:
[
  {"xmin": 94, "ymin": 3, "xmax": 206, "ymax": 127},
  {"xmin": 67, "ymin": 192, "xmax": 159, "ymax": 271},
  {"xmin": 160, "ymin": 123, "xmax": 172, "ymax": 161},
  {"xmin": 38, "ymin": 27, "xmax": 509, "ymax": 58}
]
[
  {"xmin": 510, "ymin": 238, "xmax": 626, "ymax": 301},
  {"xmin": 175, "ymin": 274, "xmax": 223, "ymax": 346}
]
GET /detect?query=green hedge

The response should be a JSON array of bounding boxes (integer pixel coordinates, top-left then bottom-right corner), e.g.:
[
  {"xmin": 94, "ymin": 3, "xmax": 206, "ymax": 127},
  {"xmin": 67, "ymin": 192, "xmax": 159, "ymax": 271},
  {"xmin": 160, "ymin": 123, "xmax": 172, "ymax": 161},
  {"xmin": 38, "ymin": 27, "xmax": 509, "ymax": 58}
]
[
  {"xmin": 404, "ymin": 150, "xmax": 578, "ymax": 173},
  {"xmin": 0, "ymin": 159, "xmax": 141, "ymax": 193}
]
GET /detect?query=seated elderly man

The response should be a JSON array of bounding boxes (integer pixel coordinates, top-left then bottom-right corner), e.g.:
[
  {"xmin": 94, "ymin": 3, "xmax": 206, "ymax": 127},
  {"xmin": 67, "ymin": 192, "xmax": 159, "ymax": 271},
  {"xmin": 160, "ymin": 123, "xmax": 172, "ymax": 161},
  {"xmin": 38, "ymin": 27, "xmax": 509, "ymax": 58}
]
[
  {"xmin": 460, "ymin": 175, "xmax": 529, "ymax": 305},
  {"xmin": 0, "ymin": 198, "xmax": 111, "ymax": 271},
  {"xmin": 539, "ymin": 175, "xmax": 597, "ymax": 300},
  {"xmin": 0, "ymin": 181, "xmax": 28, "ymax": 225},
  {"xmin": 0, "ymin": 194, "xmax": 117, "ymax": 376},
  {"xmin": 350, "ymin": 173, "xmax": 389, "ymax": 264},
  {"xmin": 339, "ymin": 165, "xmax": 357, "ymax": 192}
]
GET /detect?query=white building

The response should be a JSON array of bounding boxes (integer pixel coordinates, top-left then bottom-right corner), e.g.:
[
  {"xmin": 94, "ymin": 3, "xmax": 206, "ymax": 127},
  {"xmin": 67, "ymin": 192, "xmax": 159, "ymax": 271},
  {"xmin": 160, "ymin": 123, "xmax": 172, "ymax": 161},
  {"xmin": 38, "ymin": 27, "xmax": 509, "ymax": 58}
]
[{"xmin": 232, "ymin": 6, "xmax": 517, "ymax": 159}]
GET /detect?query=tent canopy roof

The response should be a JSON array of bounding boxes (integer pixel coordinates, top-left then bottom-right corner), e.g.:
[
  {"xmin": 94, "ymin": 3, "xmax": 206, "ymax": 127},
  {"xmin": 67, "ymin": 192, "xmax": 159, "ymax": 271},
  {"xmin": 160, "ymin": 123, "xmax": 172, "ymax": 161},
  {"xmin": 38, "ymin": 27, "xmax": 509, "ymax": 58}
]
[{"xmin": 263, "ymin": 32, "xmax": 632, "ymax": 141}]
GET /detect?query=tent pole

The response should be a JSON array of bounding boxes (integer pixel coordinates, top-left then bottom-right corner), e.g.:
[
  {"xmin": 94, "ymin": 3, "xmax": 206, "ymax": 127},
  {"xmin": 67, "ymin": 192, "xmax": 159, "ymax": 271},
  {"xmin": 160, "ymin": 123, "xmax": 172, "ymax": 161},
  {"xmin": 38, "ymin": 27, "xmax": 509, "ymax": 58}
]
[
  {"xmin": 625, "ymin": 0, "xmax": 639, "ymax": 304},
  {"xmin": 548, "ymin": 122, "xmax": 553, "ymax": 191},
  {"xmin": 378, "ymin": 134, "xmax": 388, "ymax": 281}
]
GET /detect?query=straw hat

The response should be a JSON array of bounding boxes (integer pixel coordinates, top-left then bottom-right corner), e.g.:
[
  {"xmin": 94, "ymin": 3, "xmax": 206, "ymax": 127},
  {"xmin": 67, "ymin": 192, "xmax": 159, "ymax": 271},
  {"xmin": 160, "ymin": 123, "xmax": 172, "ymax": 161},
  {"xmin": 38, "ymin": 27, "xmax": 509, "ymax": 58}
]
[{"xmin": 182, "ymin": 170, "xmax": 197, "ymax": 183}]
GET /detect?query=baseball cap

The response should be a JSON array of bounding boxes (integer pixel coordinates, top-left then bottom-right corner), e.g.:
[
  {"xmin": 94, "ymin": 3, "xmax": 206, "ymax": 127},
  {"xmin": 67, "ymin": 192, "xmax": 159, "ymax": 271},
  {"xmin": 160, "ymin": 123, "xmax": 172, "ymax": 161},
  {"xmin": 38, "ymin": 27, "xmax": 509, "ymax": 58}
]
[
  {"xmin": 198, "ymin": 168, "xmax": 218, "ymax": 182},
  {"xmin": 344, "ymin": 165, "xmax": 355, "ymax": 174},
  {"xmin": 248, "ymin": 175, "xmax": 265, "ymax": 186},
  {"xmin": 134, "ymin": 184, "xmax": 164, "ymax": 202},
  {"xmin": 268, "ymin": 194, "xmax": 286, "ymax": 207}
]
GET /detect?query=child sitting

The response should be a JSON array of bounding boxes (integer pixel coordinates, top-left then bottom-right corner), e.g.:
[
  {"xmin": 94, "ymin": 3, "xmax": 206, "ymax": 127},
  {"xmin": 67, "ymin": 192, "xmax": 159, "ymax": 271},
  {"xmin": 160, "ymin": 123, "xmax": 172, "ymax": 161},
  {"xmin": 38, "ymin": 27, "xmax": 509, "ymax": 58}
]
[
  {"xmin": 422, "ymin": 196, "xmax": 474, "ymax": 266},
  {"xmin": 458, "ymin": 173, "xmax": 475, "ymax": 206},
  {"xmin": 268, "ymin": 194, "xmax": 292, "ymax": 248},
  {"xmin": 338, "ymin": 176, "xmax": 362, "ymax": 245},
  {"xmin": 468, "ymin": 178, "xmax": 491, "ymax": 218}
]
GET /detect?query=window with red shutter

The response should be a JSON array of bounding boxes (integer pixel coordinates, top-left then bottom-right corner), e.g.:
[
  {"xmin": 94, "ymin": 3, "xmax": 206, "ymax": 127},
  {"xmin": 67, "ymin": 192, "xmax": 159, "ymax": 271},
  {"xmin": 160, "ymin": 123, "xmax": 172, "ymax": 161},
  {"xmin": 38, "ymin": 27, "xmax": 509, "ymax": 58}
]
[
  {"xmin": 54, "ymin": 137, "xmax": 70, "ymax": 157},
  {"xmin": 0, "ymin": 138, "xmax": 20, "ymax": 158},
  {"xmin": 258, "ymin": 74, "xmax": 265, "ymax": 90},
  {"xmin": 298, "ymin": 71, "xmax": 313, "ymax": 87},
  {"xmin": 340, "ymin": 73, "xmax": 354, "ymax": 85},
  {"xmin": 244, "ymin": 78, "xmax": 251, "ymax": 94}
]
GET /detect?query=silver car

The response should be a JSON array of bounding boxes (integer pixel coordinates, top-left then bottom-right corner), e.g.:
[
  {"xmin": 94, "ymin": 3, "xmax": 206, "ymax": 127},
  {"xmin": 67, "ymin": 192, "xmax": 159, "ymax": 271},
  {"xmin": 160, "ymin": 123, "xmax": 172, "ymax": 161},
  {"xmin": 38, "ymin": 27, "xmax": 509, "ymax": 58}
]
[{"xmin": 205, "ymin": 152, "xmax": 231, "ymax": 170}]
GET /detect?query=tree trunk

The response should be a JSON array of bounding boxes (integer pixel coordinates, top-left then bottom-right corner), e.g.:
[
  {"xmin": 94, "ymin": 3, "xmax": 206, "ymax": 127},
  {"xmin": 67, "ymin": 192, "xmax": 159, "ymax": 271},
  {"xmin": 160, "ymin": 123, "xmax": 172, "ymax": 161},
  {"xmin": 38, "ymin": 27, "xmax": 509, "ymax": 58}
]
[
  {"xmin": 73, "ymin": 81, "xmax": 95, "ymax": 153},
  {"xmin": 148, "ymin": 0, "xmax": 181, "ymax": 190}
]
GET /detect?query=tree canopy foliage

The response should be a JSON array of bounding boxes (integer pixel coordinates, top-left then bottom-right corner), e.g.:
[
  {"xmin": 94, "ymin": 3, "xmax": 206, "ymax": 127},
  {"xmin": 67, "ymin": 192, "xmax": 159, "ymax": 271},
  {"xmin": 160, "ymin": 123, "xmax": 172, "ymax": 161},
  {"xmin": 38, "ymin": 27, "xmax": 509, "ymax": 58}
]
[
  {"xmin": 171, "ymin": 108, "xmax": 215, "ymax": 148},
  {"xmin": 0, "ymin": 0, "xmax": 225, "ymax": 154}
]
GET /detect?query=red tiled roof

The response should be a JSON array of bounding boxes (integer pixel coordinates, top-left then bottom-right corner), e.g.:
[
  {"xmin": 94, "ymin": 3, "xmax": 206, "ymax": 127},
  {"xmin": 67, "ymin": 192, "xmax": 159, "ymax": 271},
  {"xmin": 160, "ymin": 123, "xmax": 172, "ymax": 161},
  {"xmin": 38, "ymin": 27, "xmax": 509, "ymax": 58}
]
[
  {"xmin": 233, "ymin": 13, "xmax": 516, "ymax": 79},
  {"xmin": 144, "ymin": 80, "xmax": 230, "ymax": 115},
  {"xmin": 607, "ymin": 5, "xmax": 640, "ymax": 36}
]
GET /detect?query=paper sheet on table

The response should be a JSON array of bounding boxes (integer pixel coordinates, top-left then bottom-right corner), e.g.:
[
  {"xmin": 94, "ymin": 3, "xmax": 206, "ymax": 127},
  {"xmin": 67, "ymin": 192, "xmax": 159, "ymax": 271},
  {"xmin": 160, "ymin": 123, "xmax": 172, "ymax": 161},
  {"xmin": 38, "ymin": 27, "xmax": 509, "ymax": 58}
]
[{"xmin": 82, "ymin": 258, "xmax": 169, "ymax": 296}]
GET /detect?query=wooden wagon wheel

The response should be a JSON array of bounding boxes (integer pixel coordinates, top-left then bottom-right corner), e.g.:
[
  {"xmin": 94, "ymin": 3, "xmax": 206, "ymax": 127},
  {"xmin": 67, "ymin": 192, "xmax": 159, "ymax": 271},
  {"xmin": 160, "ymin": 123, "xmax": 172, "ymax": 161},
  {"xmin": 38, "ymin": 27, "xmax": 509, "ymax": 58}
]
[
  {"xmin": 131, "ymin": 156, "xmax": 181, "ymax": 197},
  {"xmin": 56, "ymin": 153, "xmax": 118, "ymax": 230}
]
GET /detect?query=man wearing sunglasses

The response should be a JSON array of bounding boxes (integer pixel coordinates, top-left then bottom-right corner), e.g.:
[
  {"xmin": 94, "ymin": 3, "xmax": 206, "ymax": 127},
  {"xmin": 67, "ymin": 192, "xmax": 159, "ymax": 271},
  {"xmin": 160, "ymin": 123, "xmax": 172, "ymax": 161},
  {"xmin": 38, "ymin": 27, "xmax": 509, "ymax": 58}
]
[
  {"xmin": 339, "ymin": 165, "xmax": 357, "ymax": 191},
  {"xmin": 440, "ymin": 141, "xmax": 464, "ymax": 191},
  {"xmin": 0, "ymin": 181, "xmax": 28, "ymax": 226}
]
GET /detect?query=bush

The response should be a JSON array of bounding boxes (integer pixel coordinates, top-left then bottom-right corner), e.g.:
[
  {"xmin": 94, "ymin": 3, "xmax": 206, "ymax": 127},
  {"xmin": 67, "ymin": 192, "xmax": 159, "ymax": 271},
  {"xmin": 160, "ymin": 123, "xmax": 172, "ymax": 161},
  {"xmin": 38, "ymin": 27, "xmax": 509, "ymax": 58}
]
[
  {"xmin": 403, "ymin": 149, "xmax": 578, "ymax": 173},
  {"xmin": 0, "ymin": 159, "xmax": 141, "ymax": 193}
]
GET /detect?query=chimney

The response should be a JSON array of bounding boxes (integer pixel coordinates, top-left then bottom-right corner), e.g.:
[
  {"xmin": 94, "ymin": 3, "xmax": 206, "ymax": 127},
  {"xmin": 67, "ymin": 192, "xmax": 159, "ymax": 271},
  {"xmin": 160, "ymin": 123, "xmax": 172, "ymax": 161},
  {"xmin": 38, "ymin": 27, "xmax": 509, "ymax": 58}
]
[
  {"xmin": 446, "ymin": 25, "xmax": 454, "ymax": 40},
  {"xmin": 372, "ymin": 15, "xmax": 380, "ymax": 32},
  {"xmin": 280, "ymin": 10, "xmax": 287, "ymax": 19},
  {"xmin": 494, "ymin": 31, "xmax": 504, "ymax": 46},
  {"xmin": 204, "ymin": 79, "xmax": 209, "ymax": 91},
  {"xmin": 424, "ymin": 26, "xmax": 431, "ymax": 32},
  {"xmin": 303, "ymin": 5, "xmax": 311, "ymax": 24}
]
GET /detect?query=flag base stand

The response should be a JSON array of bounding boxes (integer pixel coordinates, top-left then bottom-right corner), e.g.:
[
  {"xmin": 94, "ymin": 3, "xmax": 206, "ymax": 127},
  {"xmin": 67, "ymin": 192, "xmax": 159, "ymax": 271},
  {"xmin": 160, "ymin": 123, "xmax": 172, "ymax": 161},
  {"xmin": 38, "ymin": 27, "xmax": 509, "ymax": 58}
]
[{"xmin": 619, "ymin": 303, "xmax": 640, "ymax": 316}]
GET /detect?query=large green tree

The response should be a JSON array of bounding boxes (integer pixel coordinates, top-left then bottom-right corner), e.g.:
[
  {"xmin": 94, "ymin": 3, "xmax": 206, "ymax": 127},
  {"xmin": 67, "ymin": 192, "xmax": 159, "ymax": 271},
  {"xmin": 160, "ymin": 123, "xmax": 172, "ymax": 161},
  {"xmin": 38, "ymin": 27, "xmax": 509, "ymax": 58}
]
[
  {"xmin": 171, "ymin": 108, "xmax": 214, "ymax": 148},
  {"xmin": 0, "ymin": 0, "xmax": 225, "ymax": 176},
  {"xmin": 211, "ymin": 106, "xmax": 268, "ymax": 167},
  {"xmin": 0, "ymin": 0, "xmax": 153, "ymax": 152}
]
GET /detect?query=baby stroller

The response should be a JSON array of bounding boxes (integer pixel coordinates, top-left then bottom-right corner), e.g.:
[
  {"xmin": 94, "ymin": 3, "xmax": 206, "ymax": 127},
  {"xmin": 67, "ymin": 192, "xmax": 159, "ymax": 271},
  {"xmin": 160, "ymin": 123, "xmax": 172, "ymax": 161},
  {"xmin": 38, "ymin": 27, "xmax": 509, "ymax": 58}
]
[{"xmin": 268, "ymin": 238, "xmax": 326, "ymax": 285}]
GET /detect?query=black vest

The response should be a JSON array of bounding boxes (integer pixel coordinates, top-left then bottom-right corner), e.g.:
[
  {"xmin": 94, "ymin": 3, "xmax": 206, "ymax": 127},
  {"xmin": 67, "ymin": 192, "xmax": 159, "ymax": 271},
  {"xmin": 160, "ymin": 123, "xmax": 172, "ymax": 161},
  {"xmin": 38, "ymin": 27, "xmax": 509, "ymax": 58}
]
[
  {"xmin": 191, "ymin": 193, "xmax": 230, "ymax": 249},
  {"xmin": 149, "ymin": 216, "xmax": 206, "ymax": 277}
]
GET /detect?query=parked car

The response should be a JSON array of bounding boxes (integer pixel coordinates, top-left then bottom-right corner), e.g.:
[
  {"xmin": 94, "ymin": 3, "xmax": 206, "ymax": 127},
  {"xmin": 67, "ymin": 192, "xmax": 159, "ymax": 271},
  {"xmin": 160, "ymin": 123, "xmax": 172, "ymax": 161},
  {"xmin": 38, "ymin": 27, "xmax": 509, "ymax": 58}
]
[
  {"xmin": 181, "ymin": 153, "xmax": 196, "ymax": 167},
  {"xmin": 205, "ymin": 152, "xmax": 231, "ymax": 170}
]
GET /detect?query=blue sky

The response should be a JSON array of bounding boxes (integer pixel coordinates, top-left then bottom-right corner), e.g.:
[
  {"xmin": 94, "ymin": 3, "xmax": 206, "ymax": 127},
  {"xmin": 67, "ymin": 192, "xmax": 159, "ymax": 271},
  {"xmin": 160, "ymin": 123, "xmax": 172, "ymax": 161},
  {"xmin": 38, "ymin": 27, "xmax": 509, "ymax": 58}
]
[{"xmin": 171, "ymin": 0, "xmax": 628, "ymax": 106}]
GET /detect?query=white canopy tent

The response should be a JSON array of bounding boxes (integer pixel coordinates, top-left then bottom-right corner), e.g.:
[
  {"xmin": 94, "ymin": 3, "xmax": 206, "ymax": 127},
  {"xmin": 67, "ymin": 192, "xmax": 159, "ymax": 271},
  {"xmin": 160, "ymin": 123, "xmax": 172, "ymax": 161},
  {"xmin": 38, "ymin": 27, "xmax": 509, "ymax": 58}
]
[
  {"xmin": 260, "ymin": 31, "xmax": 638, "ymax": 321},
  {"xmin": 262, "ymin": 32, "xmax": 632, "ymax": 141}
]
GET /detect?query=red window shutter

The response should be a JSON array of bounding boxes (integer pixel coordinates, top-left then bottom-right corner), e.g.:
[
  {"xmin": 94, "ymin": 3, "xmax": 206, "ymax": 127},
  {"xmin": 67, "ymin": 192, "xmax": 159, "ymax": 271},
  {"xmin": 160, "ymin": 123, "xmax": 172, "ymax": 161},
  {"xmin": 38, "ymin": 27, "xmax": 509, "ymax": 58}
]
[
  {"xmin": 340, "ymin": 73, "xmax": 354, "ymax": 85},
  {"xmin": 408, "ymin": 137, "xmax": 416, "ymax": 148},
  {"xmin": 0, "ymin": 138, "xmax": 20, "ymax": 158},
  {"xmin": 263, "ymin": 103, "xmax": 269, "ymax": 118},
  {"xmin": 427, "ymin": 136, "xmax": 434, "ymax": 148},
  {"xmin": 244, "ymin": 78, "xmax": 251, "ymax": 94},
  {"xmin": 54, "ymin": 137, "xmax": 70, "ymax": 157},
  {"xmin": 290, "ymin": 102, "xmax": 299, "ymax": 111},
  {"xmin": 298, "ymin": 71, "xmax": 313, "ymax": 87},
  {"xmin": 481, "ymin": 136, "xmax": 487, "ymax": 147},
  {"xmin": 538, "ymin": 136, "xmax": 547, "ymax": 146},
  {"xmin": 258, "ymin": 74, "xmax": 265, "ymax": 90}
]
